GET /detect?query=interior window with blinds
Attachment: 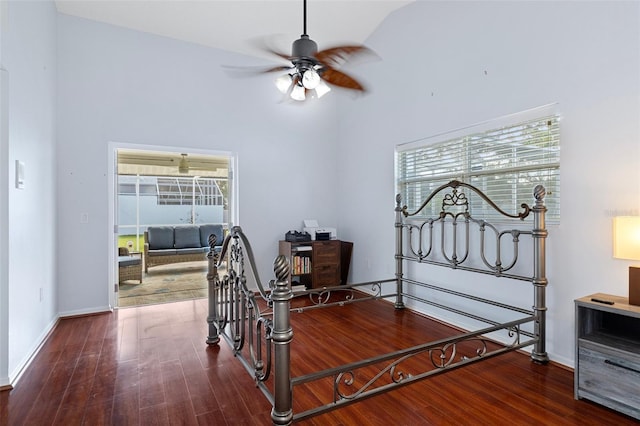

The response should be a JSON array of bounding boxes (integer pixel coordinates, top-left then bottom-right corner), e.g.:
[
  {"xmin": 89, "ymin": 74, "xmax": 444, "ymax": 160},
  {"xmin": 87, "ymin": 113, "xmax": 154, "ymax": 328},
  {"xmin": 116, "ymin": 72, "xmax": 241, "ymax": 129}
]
[{"xmin": 396, "ymin": 112, "xmax": 560, "ymax": 223}]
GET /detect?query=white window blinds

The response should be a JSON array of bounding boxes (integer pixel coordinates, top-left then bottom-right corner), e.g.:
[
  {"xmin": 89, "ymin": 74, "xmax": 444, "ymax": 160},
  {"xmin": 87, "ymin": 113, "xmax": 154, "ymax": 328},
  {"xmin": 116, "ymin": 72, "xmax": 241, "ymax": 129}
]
[{"xmin": 396, "ymin": 113, "xmax": 560, "ymax": 223}]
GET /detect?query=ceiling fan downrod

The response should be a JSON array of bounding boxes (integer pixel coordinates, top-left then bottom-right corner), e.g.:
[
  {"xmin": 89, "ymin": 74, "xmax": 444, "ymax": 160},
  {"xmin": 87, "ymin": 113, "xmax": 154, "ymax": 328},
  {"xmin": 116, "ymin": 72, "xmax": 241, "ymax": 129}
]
[
  {"xmin": 292, "ymin": 0, "xmax": 317, "ymax": 59},
  {"xmin": 303, "ymin": 0, "xmax": 307, "ymax": 36}
]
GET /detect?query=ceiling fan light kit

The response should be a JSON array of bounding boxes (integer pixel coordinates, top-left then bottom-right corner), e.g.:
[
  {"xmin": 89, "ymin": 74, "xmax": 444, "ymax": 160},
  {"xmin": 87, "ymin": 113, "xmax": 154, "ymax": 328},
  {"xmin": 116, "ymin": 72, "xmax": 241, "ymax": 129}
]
[
  {"xmin": 275, "ymin": 70, "xmax": 331, "ymax": 101},
  {"xmin": 259, "ymin": 0, "xmax": 372, "ymax": 102}
]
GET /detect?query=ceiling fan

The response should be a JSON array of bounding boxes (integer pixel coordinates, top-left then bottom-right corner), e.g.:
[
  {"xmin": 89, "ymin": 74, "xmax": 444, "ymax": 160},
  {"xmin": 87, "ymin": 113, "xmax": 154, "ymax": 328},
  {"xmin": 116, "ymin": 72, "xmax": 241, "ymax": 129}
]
[
  {"xmin": 177, "ymin": 153, "xmax": 205, "ymax": 174},
  {"xmin": 245, "ymin": 0, "xmax": 376, "ymax": 102},
  {"xmin": 178, "ymin": 154, "xmax": 190, "ymax": 174}
]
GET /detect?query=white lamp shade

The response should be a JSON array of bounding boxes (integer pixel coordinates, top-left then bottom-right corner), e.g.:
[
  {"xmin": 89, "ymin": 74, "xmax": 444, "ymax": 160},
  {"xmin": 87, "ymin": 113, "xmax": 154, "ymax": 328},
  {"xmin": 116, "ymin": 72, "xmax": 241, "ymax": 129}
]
[
  {"xmin": 275, "ymin": 74, "xmax": 293, "ymax": 94},
  {"xmin": 613, "ymin": 216, "xmax": 640, "ymax": 260},
  {"xmin": 314, "ymin": 80, "xmax": 331, "ymax": 98},
  {"xmin": 302, "ymin": 69, "xmax": 320, "ymax": 89},
  {"xmin": 290, "ymin": 84, "xmax": 306, "ymax": 101}
]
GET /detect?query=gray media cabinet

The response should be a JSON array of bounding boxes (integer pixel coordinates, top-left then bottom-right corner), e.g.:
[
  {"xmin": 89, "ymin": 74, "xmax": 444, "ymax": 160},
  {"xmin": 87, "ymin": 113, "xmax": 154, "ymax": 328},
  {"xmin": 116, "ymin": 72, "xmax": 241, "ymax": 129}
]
[{"xmin": 575, "ymin": 293, "xmax": 640, "ymax": 420}]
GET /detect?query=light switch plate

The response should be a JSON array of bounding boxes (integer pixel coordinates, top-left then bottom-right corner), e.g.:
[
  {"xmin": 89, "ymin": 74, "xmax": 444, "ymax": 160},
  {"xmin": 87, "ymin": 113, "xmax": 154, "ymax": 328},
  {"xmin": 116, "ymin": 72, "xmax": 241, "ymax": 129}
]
[{"xmin": 15, "ymin": 160, "xmax": 24, "ymax": 189}]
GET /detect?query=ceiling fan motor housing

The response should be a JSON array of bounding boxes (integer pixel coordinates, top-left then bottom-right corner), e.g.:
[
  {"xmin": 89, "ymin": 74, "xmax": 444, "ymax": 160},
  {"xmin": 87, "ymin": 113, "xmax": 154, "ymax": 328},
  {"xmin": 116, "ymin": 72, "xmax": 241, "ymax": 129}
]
[
  {"xmin": 267, "ymin": 0, "xmax": 368, "ymax": 99},
  {"xmin": 292, "ymin": 35, "xmax": 318, "ymax": 60}
]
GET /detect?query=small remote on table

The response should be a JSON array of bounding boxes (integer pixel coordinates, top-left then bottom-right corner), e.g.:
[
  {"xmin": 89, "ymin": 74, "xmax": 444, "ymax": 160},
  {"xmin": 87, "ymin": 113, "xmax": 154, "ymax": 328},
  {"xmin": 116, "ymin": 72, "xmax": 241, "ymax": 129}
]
[{"xmin": 590, "ymin": 297, "xmax": 614, "ymax": 305}]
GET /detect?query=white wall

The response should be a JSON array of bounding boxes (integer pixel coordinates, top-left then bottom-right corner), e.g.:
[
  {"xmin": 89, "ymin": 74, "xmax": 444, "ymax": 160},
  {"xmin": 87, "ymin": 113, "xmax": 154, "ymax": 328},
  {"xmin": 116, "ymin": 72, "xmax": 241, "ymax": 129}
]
[
  {"xmin": 3, "ymin": 0, "xmax": 58, "ymax": 383},
  {"xmin": 337, "ymin": 1, "xmax": 640, "ymax": 366},
  {"xmin": 5, "ymin": 0, "xmax": 638, "ymax": 384},
  {"xmin": 56, "ymin": 14, "xmax": 341, "ymax": 315},
  {"xmin": 0, "ymin": 0, "xmax": 9, "ymax": 388}
]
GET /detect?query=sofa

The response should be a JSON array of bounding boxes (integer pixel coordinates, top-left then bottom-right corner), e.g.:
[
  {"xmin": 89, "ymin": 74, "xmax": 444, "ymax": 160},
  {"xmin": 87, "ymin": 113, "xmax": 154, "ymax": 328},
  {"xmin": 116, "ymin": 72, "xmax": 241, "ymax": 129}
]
[{"xmin": 144, "ymin": 224, "xmax": 224, "ymax": 272}]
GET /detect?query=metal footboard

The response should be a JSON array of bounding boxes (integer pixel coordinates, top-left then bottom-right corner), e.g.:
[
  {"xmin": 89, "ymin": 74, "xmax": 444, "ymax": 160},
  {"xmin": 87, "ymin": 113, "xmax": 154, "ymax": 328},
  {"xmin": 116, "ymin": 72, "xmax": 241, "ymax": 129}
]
[{"xmin": 204, "ymin": 228, "xmax": 278, "ymax": 404}]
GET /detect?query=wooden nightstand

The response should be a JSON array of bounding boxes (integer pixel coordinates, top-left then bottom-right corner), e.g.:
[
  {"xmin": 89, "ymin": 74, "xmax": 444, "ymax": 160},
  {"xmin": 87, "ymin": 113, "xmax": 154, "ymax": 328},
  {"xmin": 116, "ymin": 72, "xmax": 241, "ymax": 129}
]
[{"xmin": 575, "ymin": 293, "xmax": 640, "ymax": 419}]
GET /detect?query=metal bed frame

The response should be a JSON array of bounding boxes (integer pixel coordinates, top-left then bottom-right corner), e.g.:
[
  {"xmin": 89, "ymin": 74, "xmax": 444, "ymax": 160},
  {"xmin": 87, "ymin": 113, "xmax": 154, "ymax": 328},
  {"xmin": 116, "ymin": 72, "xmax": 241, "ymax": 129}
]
[{"xmin": 205, "ymin": 180, "xmax": 549, "ymax": 425}]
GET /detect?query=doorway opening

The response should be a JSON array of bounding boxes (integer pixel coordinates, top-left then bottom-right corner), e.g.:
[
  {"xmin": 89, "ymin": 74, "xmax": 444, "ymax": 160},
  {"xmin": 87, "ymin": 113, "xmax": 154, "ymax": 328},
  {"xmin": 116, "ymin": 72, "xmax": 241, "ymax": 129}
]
[{"xmin": 114, "ymin": 147, "xmax": 234, "ymax": 308}]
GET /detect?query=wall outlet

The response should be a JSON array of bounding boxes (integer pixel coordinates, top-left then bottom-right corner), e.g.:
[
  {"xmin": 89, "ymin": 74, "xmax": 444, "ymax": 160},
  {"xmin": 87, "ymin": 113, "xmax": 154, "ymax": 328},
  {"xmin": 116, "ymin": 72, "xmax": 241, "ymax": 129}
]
[
  {"xmin": 80, "ymin": 212, "xmax": 89, "ymax": 223},
  {"xmin": 39, "ymin": 288, "xmax": 43, "ymax": 302}
]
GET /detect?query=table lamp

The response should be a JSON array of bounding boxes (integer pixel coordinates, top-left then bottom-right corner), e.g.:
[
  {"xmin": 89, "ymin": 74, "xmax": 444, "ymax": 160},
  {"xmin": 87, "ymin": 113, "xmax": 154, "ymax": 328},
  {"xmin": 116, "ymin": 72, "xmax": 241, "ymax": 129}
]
[{"xmin": 613, "ymin": 216, "xmax": 640, "ymax": 305}]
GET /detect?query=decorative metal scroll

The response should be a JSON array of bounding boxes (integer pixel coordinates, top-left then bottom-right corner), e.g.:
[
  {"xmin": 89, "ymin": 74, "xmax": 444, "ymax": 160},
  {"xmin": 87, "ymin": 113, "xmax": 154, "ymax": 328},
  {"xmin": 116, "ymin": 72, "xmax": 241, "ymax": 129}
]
[
  {"xmin": 397, "ymin": 180, "xmax": 546, "ymax": 277},
  {"xmin": 331, "ymin": 326, "xmax": 521, "ymax": 401},
  {"xmin": 290, "ymin": 318, "xmax": 534, "ymax": 422},
  {"xmin": 294, "ymin": 282, "xmax": 384, "ymax": 311},
  {"xmin": 206, "ymin": 227, "xmax": 276, "ymax": 388},
  {"xmin": 333, "ymin": 334, "xmax": 491, "ymax": 400},
  {"xmin": 401, "ymin": 180, "xmax": 532, "ymax": 220}
]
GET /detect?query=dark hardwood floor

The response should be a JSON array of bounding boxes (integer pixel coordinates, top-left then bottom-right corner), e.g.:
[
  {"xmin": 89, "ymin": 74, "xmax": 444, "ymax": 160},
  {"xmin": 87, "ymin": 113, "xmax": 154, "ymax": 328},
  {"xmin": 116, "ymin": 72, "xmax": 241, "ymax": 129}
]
[{"xmin": 0, "ymin": 297, "xmax": 637, "ymax": 425}]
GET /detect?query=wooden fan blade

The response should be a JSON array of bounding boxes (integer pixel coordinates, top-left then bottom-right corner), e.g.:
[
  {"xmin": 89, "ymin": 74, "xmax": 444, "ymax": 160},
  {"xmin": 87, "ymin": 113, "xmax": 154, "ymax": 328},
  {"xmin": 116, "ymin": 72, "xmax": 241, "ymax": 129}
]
[
  {"xmin": 264, "ymin": 48, "xmax": 293, "ymax": 62},
  {"xmin": 321, "ymin": 68, "xmax": 366, "ymax": 92},
  {"xmin": 259, "ymin": 65, "xmax": 294, "ymax": 74},
  {"xmin": 315, "ymin": 45, "xmax": 375, "ymax": 68},
  {"xmin": 248, "ymin": 36, "xmax": 294, "ymax": 62},
  {"xmin": 222, "ymin": 64, "xmax": 293, "ymax": 77}
]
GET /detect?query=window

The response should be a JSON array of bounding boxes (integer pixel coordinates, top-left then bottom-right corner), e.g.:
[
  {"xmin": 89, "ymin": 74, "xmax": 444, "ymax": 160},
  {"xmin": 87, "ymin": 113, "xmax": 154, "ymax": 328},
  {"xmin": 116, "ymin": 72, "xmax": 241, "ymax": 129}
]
[
  {"xmin": 118, "ymin": 176, "xmax": 225, "ymax": 207},
  {"xmin": 155, "ymin": 177, "xmax": 225, "ymax": 206},
  {"xmin": 396, "ymin": 109, "xmax": 560, "ymax": 223}
]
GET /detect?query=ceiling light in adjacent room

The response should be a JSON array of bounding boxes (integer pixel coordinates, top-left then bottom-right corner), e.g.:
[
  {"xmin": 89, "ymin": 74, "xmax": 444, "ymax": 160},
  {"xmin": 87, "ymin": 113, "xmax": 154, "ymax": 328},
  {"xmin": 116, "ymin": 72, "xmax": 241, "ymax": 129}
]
[{"xmin": 178, "ymin": 154, "xmax": 189, "ymax": 174}]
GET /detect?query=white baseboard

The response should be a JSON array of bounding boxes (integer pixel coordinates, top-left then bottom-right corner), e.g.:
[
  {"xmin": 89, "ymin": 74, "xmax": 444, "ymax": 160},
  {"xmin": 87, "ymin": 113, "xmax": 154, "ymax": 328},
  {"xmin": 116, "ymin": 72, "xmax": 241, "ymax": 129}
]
[
  {"xmin": 9, "ymin": 315, "xmax": 59, "ymax": 386},
  {"xmin": 58, "ymin": 305, "xmax": 113, "ymax": 318},
  {"xmin": 8, "ymin": 305, "xmax": 113, "ymax": 388},
  {"xmin": 0, "ymin": 377, "xmax": 11, "ymax": 390}
]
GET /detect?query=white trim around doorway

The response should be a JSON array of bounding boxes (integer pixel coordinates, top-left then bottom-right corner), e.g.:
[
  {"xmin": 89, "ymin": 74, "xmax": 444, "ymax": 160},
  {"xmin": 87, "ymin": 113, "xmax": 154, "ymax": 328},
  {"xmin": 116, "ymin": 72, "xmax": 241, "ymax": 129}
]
[{"xmin": 107, "ymin": 141, "xmax": 238, "ymax": 309}]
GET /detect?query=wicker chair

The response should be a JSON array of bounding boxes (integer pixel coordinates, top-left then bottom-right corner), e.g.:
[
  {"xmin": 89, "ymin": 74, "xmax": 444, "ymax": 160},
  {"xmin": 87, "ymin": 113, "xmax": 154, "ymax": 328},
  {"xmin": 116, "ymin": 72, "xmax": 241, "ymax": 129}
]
[{"xmin": 118, "ymin": 247, "xmax": 142, "ymax": 284}]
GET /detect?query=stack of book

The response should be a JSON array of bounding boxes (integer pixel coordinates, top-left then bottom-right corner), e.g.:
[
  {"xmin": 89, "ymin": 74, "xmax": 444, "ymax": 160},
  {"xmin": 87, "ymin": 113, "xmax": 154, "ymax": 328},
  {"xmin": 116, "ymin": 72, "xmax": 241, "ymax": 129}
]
[{"xmin": 292, "ymin": 255, "xmax": 311, "ymax": 275}]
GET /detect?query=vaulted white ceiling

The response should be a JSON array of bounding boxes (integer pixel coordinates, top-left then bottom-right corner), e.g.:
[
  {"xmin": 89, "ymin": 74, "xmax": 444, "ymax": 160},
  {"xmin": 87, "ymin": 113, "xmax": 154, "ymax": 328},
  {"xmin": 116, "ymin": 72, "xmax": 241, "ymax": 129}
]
[{"xmin": 55, "ymin": 1, "xmax": 414, "ymax": 60}]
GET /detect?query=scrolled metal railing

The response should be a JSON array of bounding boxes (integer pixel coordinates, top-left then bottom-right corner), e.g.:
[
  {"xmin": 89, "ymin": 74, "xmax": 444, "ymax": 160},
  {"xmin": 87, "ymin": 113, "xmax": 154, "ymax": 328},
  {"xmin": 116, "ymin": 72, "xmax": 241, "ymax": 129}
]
[
  {"xmin": 289, "ymin": 280, "xmax": 390, "ymax": 313},
  {"xmin": 290, "ymin": 316, "xmax": 535, "ymax": 422},
  {"xmin": 205, "ymin": 227, "xmax": 284, "ymax": 406}
]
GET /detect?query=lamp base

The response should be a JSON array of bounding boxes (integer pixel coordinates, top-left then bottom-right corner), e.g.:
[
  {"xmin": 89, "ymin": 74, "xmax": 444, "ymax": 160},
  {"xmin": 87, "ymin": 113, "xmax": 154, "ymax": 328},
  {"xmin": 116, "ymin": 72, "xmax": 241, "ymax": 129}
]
[{"xmin": 629, "ymin": 266, "xmax": 640, "ymax": 306}]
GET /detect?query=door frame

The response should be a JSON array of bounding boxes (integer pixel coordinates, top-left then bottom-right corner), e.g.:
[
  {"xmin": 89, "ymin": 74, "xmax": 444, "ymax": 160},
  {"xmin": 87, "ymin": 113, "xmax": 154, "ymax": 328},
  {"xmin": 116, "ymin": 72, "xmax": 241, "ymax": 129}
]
[{"xmin": 107, "ymin": 141, "xmax": 238, "ymax": 309}]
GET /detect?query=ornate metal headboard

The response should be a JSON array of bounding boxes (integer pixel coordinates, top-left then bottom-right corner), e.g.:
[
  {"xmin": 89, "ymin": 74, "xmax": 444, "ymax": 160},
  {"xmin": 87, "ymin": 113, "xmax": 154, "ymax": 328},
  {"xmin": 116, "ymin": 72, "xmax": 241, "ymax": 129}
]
[
  {"xmin": 394, "ymin": 180, "xmax": 548, "ymax": 363},
  {"xmin": 396, "ymin": 179, "xmax": 546, "ymax": 278}
]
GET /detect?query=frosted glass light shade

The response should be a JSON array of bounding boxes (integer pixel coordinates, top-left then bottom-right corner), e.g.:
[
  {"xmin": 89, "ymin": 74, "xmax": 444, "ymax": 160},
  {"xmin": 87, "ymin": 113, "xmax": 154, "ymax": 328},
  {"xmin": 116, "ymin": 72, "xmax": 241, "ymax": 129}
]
[
  {"xmin": 290, "ymin": 84, "xmax": 306, "ymax": 101},
  {"xmin": 302, "ymin": 69, "xmax": 320, "ymax": 89},
  {"xmin": 613, "ymin": 216, "xmax": 640, "ymax": 260},
  {"xmin": 314, "ymin": 80, "xmax": 331, "ymax": 98},
  {"xmin": 275, "ymin": 74, "xmax": 292, "ymax": 94}
]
